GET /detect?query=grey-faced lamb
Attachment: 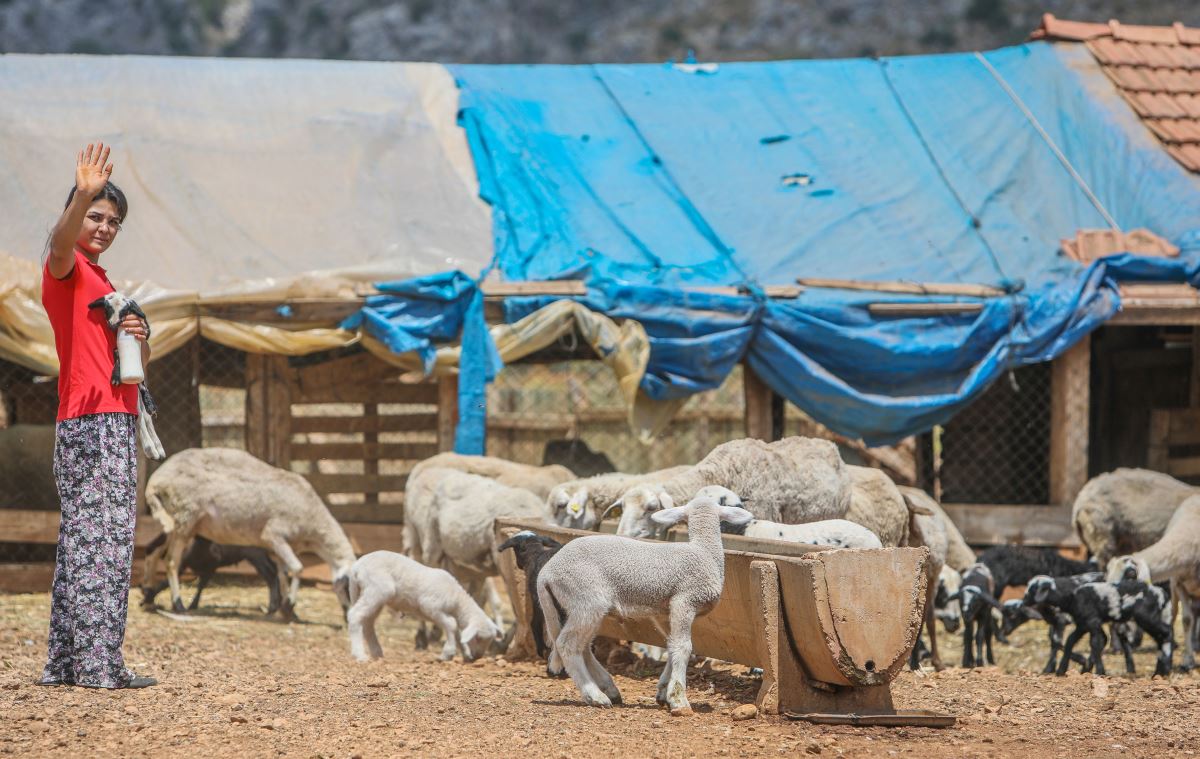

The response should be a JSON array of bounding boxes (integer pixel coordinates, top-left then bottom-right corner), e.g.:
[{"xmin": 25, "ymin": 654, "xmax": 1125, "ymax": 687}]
[
  {"xmin": 1025, "ymin": 574, "xmax": 1174, "ymax": 677},
  {"xmin": 345, "ymin": 550, "xmax": 503, "ymax": 662},
  {"xmin": 497, "ymin": 530, "xmax": 563, "ymax": 661},
  {"xmin": 611, "ymin": 436, "xmax": 851, "ymax": 539},
  {"xmin": 142, "ymin": 448, "xmax": 357, "ymax": 618},
  {"xmin": 537, "ymin": 494, "xmax": 753, "ymax": 712}
]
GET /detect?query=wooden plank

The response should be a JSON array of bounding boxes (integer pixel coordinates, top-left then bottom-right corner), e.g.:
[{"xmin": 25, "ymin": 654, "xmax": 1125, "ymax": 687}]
[
  {"xmin": 327, "ymin": 502, "xmax": 406, "ymax": 524},
  {"xmin": 1148, "ymin": 409, "xmax": 1171, "ymax": 472},
  {"xmin": 0, "ymin": 509, "xmax": 162, "ymax": 545},
  {"xmin": 0, "ymin": 563, "xmax": 55, "ymax": 593},
  {"xmin": 199, "ymin": 298, "xmax": 364, "ymax": 326},
  {"xmin": 294, "ymin": 352, "xmax": 399, "ymax": 396},
  {"xmin": 481, "ymin": 281, "xmax": 588, "ymax": 297},
  {"xmin": 290, "ymin": 441, "xmax": 438, "ymax": 461},
  {"xmin": 1049, "ymin": 336, "xmax": 1091, "ymax": 506},
  {"xmin": 796, "ymin": 277, "xmax": 1006, "ymax": 298},
  {"xmin": 867, "ymin": 302, "xmax": 984, "ymax": 317},
  {"xmin": 342, "ymin": 522, "xmax": 406, "ymax": 555},
  {"xmin": 1111, "ymin": 305, "xmax": 1200, "ymax": 325},
  {"xmin": 304, "ymin": 473, "xmax": 408, "ymax": 496},
  {"xmin": 941, "ymin": 503, "xmax": 1080, "ymax": 547},
  {"xmin": 291, "ymin": 413, "xmax": 438, "ymax": 434},
  {"xmin": 294, "ymin": 381, "xmax": 439, "ymax": 405},
  {"xmin": 1167, "ymin": 456, "xmax": 1200, "ymax": 478},
  {"xmin": 1167, "ymin": 408, "xmax": 1200, "ymax": 444},
  {"xmin": 243, "ymin": 354, "xmax": 268, "ymax": 461},
  {"xmin": 743, "ymin": 363, "xmax": 776, "ymax": 442},
  {"xmin": 363, "ymin": 402, "xmax": 379, "ymax": 506},
  {"xmin": 267, "ymin": 355, "xmax": 292, "ymax": 468},
  {"xmin": 438, "ymin": 375, "xmax": 458, "ymax": 452}
]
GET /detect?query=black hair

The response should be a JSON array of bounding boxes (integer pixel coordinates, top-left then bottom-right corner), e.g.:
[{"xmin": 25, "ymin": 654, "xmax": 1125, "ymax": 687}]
[{"xmin": 64, "ymin": 182, "xmax": 129, "ymax": 222}]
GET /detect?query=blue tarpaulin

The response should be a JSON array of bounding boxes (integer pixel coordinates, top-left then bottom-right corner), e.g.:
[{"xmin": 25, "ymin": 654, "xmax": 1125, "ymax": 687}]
[
  {"xmin": 341, "ymin": 271, "xmax": 502, "ymax": 455},
  {"xmin": 450, "ymin": 43, "xmax": 1200, "ymax": 444}
]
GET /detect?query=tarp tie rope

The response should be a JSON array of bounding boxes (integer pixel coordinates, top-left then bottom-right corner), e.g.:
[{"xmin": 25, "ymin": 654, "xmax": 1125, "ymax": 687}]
[{"xmin": 974, "ymin": 51, "xmax": 1121, "ymax": 231}]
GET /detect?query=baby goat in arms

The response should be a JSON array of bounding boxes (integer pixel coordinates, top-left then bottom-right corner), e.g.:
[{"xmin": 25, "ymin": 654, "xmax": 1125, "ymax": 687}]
[
  {"xmin": 345, "ymin": 551, "xmax": 503, "ymax": 663},
  {"xmin": 537, "ymin": 493, "xmax": 753, "ymax": 713}
]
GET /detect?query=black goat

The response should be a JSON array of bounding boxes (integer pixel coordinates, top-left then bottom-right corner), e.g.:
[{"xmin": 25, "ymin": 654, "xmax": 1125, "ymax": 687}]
[
  {"xmin": 1001, "ymin": 569, "xmax": 1103, "ymax": 674},
  {"xmin": 978, "ymin": 545, "xmax": 1093, "ymax": 596},
  {"xmin": 497, "ymin": 531, "xmax": 563, "ymax": 661},
  {"xmin": 141, "ymin": 533, "xmax": 281, "ymax": 614},
  {"xmin": 1026, "ymin": 574, "xmax": 1174, "ymax": 677},
  {"xmin": 953, "ymin": 562, "xmax": 1004, "ymax": 668}
]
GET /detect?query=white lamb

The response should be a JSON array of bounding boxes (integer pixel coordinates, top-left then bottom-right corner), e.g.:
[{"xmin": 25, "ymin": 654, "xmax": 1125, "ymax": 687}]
[
  {"xmin": 537, "ymin": 494, "xmax": 753, "ymax": 713},
  {"xmin": 611, "ymin": 436, "xmax": 851, "ymax": 539},
  {"xmin": 549, "ymin": 466, "xmax": 690, "ymax": 531},
  {"xmin": 142, "ymin": 448, "xmax": 356, "ymax": 617},
  {"xmin": 345, "ymin": 551, "xmax": 503, "ymax": 662},
  {"xmin": 403, "ymin": 466, "xmax": 553, "ymax": 634},
  {"xmin": 408, "ymin": 452, "xmax": 575, "ymax": 500},
  {"xmin": 1106, "ymin": 493, "xmax": 1200, "ymax": 670},
  {"xmin": 699, "ymin": 484, "xmax": 882, "ymax": 548}
]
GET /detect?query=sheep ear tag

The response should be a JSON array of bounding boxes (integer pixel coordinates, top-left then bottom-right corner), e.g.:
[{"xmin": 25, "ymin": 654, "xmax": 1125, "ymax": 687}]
[
  {"xmin": 718, "ymin": 506, "xmax": 754, "ymax": 526},
  {"xmin": 650, "ymin": 505, "xmax": 688, "ymax": 526},
  {"xmin": 567, "ymin": 493, "xmax": 585, "ymax": 517}
]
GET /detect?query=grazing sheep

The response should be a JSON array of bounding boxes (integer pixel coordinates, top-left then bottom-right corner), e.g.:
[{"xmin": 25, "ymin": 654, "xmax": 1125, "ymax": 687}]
[
  {"xmin": 1106, "ymin": 494, "xmax": 1200, "ymax": 670},
  {"xmin": 549, "ymin": 467, "xmax": 690, "ymax": 531},
  {"xmin": 611, "ymin": 437, "xmax": 851, "ymax": 539},
  {"xmin": 1073, "ymin": 468, "xmax": 1193, "ymax": 565},
  {"xmin": 497, "ymin": 530, "xmax": 564, "ymax": 661},
  {"xmin": 1001, "ymin": 572, "xmax": 1103, "ymax": 674},
  {"xmin": 843, "ymin": 466, "xmax": 909, "ymax": 547},
  {"xmin": 142, "ymin": 448, "xmax": 356, "ymax": 618},
  {"xmin": 409, "ymin": 452, "xmax": 575, "ymax": 501},
  {"xmin": 403, "ymin": 467, "xmax": 553, "ymax": 640},
  {"xmin": 538, "ymin": 494, "xmax": 754, "ymax": 712},
  {"xmin": 1026, "ymin": 574, "xmax": 1174, "ymax": 677},
  {"xmin": 956, "ymin": 563, "xmax": 1003, "ymax": 669},
  {"xmin": 140, "ymin": 533, "xmax": 281, "ymax": 615},
  {"xmin": 345, "ymin": 551, "xmax": 503, "ymax": 662}
]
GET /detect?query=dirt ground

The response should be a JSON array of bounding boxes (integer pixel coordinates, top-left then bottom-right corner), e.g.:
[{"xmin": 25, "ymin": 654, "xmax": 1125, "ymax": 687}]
[{"xmin": 2, "ymin": 579, "xmax": 1198, "ymax": 759}]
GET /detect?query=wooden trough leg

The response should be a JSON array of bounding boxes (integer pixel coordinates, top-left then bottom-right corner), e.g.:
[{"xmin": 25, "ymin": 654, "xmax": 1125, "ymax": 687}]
[
  {"xmin": 750, "ymin": 560, "xmax": 896, "ymax": 716},
  {"xmin": 494, "ymin": 525, "xmax": 538, "ymax": 661}
]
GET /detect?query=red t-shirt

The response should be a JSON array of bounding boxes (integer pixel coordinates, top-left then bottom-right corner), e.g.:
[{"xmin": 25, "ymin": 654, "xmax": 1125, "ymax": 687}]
[{"xmin": 41, "ymin": 249, "xmax": 138, "ymax": 421}]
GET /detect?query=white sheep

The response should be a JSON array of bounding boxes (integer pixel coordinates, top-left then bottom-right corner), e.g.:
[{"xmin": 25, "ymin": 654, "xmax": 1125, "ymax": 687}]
[
  {"xmin": 403, "ymin": 466, "xmax": 553, "ymax": 635},
  {"xmin": 611, "ymin": 436, "xmax": 851, "ymax": 539},
  {"xmin": 142, "ymin": 448, "xmax": 356, "ymax": 617},
  {"xmin": 345, "ymin": 551, "xmax": 503, "ymax": 662},
  {"xmin": 537, "ymin": 494, "xmax": 753, "ymax": 712},
  {"xmin": 549, "ymin": 466, "xmax": 691, "ymax": 531},
  {"xmin": 1073, "ymin": 468, "xmax": 1194, "ymax": 565},
  {"xmin": 1106, "ymin": 493, "xmax": 1200, "ymax": 671},
  {"xmin": 844, "ymin": 466, "xmax": 909, "ymax": 547},
  {"xmin": 409, "ymin": 452, "xmax": 575, "ymax": 500},
  {"xmin": 699, "ymin": 484, "xmax": 882, "ymax": 548}
]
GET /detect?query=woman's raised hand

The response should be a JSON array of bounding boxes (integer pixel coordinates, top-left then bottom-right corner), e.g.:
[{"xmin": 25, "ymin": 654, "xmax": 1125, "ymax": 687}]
[{"xmin": 76, "ymin": 142, "xmax": 113, "ymax": 197}]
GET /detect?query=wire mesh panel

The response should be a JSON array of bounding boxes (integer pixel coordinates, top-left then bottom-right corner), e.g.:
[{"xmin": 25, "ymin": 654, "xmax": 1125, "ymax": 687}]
[{"xmin": 487, "ymin": 361, "xmax": 746, "ymax": 474}]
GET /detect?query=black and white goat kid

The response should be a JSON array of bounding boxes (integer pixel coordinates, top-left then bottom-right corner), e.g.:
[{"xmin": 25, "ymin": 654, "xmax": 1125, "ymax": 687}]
[
  {"xmin": 1001, "ymin": 570, "xmax": 1103, "ymax": 674},
  {"xmin": 87, "ymin": 291, "xmax": 164, "ymax": 459},
  {"xmin": 950, "ymin": 562, "xmax": 1004, "ymax": 668},
  {"xmin": 1025, "ymin": 573, "xmax": 1174, "ymax": 677}
]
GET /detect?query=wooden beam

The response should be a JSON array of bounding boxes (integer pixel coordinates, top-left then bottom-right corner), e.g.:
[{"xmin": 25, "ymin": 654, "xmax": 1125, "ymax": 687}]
[
  {"xmin": 438, "ymin": 374, "xmax": 459, "ymax": 452},
  {"xmin": 940, "ymin": 504, "xmax": 1080, "ymax": 548},
  {"xmin": 1049, "ymin": 336, "xmax": 1091, "ymax": 506},
  {"xmin": 289, "ymin": 441, "xmax": 438, "ymax": 462},
  {"xmin": 796, "ymin": 277, "xmax": 1006, "ymax": 298},
  {"xmin": 867, "ymin": 302, "xmax": 984, "ymax": 317},
  {"xmin": 290, "ymin": 413, "xmax": 438, "ymax": 434},
  {"xmin": 304, "ymin": 473, "xmax": 409, "ymax": 497},
  {"xmin": 743, "ymin": 364, "xmax": 776, "ymax": 442},
  {"xmin": 480, "ymin": 281, "xmax": 588, "ymax": 297},
  {"xmin": 293, "ymin": 381, "xmax": 438, "ymax": 405},
  {"xmin": 0, "ymin": 509, "xmax": 162, "ymax": 546}
]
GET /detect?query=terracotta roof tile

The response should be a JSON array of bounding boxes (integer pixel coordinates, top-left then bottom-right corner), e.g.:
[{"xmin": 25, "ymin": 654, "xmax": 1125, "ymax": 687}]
[{"xmin": 1035, "ymin": 14, "xmax": 1200, "ymax": 173}]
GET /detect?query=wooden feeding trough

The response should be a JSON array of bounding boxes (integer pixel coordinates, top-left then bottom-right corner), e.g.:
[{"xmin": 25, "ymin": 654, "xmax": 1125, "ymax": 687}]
[{"xmin": 494, "ymin": 518, "xmax": 942, "ymax": 721}]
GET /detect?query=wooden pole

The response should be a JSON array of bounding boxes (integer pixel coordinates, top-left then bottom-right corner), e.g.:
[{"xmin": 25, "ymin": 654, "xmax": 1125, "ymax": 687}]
[
  {"xmin": 796, "ymin": 277, "xmax": 1006, "ymax": 298},
  {"xmin": 1049, "ymin": 336, "xmax": 1091, "ymax": 506},
  {"xmin": 437, "ymin": 374, "xmax": 459, "ymax": 453},
  {"xmin": 744, "ymin": 364, "xmax": 778, "ymax": 442}
]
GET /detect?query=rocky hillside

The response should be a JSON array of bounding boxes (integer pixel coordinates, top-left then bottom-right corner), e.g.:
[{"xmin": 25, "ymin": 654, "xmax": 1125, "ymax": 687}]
[{"xmin": 1, "ymin": 0, "xmax": 1198, "ymax": 62}]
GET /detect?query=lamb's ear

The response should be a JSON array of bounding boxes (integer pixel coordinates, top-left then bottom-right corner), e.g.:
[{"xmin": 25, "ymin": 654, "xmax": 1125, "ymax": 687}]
[
  {"xmin": 459, "ymin": 624, "xmax": 479, "ymax": 646},
  {"xmin": 650, "ymin": 505, "xmax": 689, "ymax": 526},
  {"xmin": 719, "ymin": 506, "xmax": 754, "ymax": 526},
  {"xmin": 659, "ymin": 493, "xmax": 675, "ymax": 510},
  {"xmin": 1031, "ymin": 583, "xmax": 1050, "ymax": 605},
  {"xmin": 944, "ymin": 591, "xmax": 962, "ymax": 604},
  {"xmin": 598, "ymin": 499, "xmax": 623, "ymax": 522}
]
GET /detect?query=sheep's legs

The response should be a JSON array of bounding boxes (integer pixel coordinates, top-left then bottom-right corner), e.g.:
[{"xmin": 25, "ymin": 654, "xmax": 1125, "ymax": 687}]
[
  {"xmin": 189, "ymin": 570, "xmax": 214, "ymax": 611},
  {"xmin": 347, "ymin": 595, "xmax": 384, "ymax": 662},
  {"xmin": 164, "ymin": 535, "xmax": 189, "ymax": 613},
  {"xmin": 140, "ymin": 537, "xmax": 168, "ymax": 606},
  {"xmin": 662, "ymin": 602, "xmax": 696, "ymax": 714},
  {"xmin": 961, "ymin": 619, "xmax": 975, "ymax": 669},
  {"xmin": 433, "ymin": 612, "xmax": 460, "ymax": 662},
  {"xmin": 554, "ymin": 611, "xmax": 609, "ymax": 707},
  {"xmin": 924, "ymin": 577, "xmax": 945, "ymax": 671},
  {"xmin": 1058, "ymin": 626, "xmax": 1087, "ymax": 676},
  {"xmin": 583, "ymin": 648, "xmax": 621, "ymax": 704},
  {"xmin": 267, "ymin": 537, "xmax": 304, "ymax": 616},
  {"xmin": 1116, "ymin": 626, "xmax": 1136, "ymax": 674},
  {"xmin": 1087, "ymin": 625, "xmax": 1108, "ymax": 677},
  {"xmin": 1132, "ymin": 610, "xmax": 1174, "ymax": 677}
]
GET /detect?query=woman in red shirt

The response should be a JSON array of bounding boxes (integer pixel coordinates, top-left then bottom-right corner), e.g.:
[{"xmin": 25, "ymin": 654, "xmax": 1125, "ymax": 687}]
[{"xmin": 38, "ymin": 143, "xmax": 156, "ymax": 689}]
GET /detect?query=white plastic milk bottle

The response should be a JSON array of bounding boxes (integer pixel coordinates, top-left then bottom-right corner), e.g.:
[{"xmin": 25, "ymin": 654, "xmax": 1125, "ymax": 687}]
[{"xmin": 117, "ymin": 329, "xmax": 144, "ymax": 384}]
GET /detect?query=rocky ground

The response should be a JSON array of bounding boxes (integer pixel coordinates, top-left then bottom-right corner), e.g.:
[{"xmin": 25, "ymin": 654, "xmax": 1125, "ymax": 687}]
[{"xmin": 1, "ymin": 580, "xmax": 1198, "ymax": 758}]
